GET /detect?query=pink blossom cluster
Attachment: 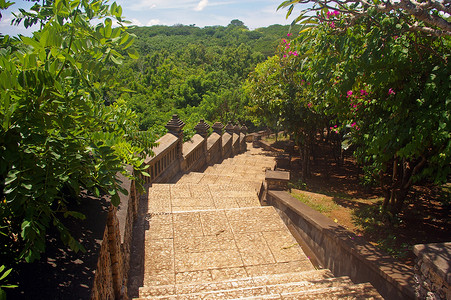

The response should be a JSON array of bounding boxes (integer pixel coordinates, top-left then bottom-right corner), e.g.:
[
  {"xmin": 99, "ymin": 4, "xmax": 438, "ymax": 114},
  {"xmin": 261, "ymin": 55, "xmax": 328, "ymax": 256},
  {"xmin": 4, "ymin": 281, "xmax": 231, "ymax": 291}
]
[
  {"xmin": 346, "ymin": 89, "xmax": 371, "ymax": 114},
  {"xmin": 282, "ymin": 38, "xmax": 299, "ymax": 57},
  {"xmin": 326, "ymin": 10, "xmax": 340, "ymax": 18}
]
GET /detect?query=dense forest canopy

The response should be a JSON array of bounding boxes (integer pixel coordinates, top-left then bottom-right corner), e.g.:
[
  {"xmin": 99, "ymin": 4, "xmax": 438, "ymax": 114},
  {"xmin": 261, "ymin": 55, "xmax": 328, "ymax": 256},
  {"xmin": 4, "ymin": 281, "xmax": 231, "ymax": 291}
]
[{"xmin": 112, "ymin": 22, "xmax": 300, "ymax": 137}]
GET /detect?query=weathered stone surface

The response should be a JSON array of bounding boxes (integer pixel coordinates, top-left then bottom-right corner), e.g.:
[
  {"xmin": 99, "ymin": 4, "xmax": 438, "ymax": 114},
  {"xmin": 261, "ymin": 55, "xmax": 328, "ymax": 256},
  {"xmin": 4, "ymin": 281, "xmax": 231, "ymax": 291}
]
[{"xmin": 130, "ymin": 140, "xmax": 382, "ymax": 300}]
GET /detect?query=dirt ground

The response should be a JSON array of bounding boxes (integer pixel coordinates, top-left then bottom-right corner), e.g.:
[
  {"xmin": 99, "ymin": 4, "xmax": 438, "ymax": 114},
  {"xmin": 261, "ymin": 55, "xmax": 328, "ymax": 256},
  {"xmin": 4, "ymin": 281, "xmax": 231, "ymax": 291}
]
[{"xmin": 267, "ymin": 138, "xmax": 451, "ymax": 266}]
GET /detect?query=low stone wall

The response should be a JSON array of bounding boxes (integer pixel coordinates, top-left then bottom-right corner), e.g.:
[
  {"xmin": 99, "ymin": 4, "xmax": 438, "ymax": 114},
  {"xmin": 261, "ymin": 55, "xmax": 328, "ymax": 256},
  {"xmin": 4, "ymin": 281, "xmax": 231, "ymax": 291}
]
[
  {"xmin": 266, "ymin": 190, "xmax": 415, "ymax": 300},
  {"xmin": 91, "ymin": 170, "xmax": 139, "ymax": 300},
  {"xmin": 413, "ymin": 243, "xmax": 450, "ymax": 300}
]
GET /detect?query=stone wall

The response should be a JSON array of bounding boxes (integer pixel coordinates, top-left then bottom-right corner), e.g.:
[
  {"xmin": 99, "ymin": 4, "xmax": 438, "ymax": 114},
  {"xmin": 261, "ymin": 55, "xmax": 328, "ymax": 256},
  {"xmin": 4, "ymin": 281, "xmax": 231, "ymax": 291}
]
[{"xmin": 413, "ymin": 243, "xmax": 450, "ymax": 300}]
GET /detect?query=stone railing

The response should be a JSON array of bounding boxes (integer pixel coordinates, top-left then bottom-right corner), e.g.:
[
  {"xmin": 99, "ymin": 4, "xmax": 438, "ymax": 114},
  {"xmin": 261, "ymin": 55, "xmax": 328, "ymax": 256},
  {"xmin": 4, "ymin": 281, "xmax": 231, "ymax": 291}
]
[
  {"xmin": 90, "ymin": 115, "xmax": 248, "ymax": 300},
  {"xmin": 414, "ymin": 242, "xmax": 450, "ymax": 300}
]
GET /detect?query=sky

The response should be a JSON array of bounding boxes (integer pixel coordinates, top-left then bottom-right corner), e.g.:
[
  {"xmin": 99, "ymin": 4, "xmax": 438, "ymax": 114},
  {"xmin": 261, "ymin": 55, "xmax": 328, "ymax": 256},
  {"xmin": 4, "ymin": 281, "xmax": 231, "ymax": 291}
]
[{"xmin": 0, "ymin": 0, "xmax": 298, "ymax": 36}]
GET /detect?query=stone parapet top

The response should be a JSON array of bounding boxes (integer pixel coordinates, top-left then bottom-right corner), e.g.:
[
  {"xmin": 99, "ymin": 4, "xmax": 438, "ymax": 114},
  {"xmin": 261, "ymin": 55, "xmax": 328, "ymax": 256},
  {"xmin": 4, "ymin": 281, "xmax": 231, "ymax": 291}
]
[
  {"xmin": 183, "ymin": 134, "xmax": 205, "ymax": 156},
  {"xmin": 414, "ymin": 242, "xmax": 451, "ymax": 285},
  {"xmin": 144, "ymin": 134, "xmax": 178, "ymax": 164},
  {"xmin": 265, "ymin": 170, "xmax": 290, "ymax": 181}
]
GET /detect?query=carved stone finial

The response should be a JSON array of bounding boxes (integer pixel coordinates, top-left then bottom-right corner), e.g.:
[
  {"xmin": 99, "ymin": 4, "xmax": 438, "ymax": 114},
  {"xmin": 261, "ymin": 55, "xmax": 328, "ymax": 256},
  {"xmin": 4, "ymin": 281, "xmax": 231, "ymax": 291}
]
[
  {"xmin": 224, "ymin": 122, "xmax": 234, "ymax": 134},
  {"xmin": 212, "ymin": 122, "xmax": 224, "ymax": 134},
  {"xmin": 194, "ymin": 119, "xmax": 210, "ymax": 137},
  {"xmin": 165, "ymin": 114, "xmax": 185, "ymax": 137},
  {"xmin": 233, "ymin": 124, "xmax": 241, "ymax": 134},
  {"xmin": 240, "ymin": 125, "xmax": 248, "ymax": 134}
]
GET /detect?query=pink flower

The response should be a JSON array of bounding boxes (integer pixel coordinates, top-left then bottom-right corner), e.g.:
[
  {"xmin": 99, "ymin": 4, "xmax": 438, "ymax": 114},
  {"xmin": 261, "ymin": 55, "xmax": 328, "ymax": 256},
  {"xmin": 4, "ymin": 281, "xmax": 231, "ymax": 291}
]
[
  {"xmin": 287, "ymin": 33, "xmax": 292, "ymax": 37},
  {"xmin": 388, "ymin": 88, "xmax": 396, "ymax": 95},
  {"xmin": 360, "ymin": 89, "xmax": 368, "ymax": 96},
  {"xmin": 283, "ymin": 54, "xmax": 287, "ymax": 58},
  {"xmin": 351, "ymin": 122, "xmax": 357, "ymax": 127},
  {"xmin": 333, "ymin": 10, "xmax": 340, "ymax": 16},
  {"xmin": 347, "ymin": 90, "xmax": 353, "ymax": 97},
  {"xmin": 329, "ymin": 22, "xmax": 335, "ymax": 29},
  {"xmin": 293, "ymin": 51, "xmax": 298, "ymax": 56},
  {"xmin": 282, "ymin": 39, "xmax": 286, "ymax": 43},
  {"xmin": 307, "ymin": 102, "xmax": 312, "ymax": 108}
]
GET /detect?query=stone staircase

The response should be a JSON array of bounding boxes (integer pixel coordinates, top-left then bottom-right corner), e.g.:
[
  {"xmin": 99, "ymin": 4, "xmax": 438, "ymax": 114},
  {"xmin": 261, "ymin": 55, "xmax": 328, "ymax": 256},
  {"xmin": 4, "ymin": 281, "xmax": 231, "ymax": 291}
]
[{"xmin": 134, "ymin": 144, "xmax": 383, "ymax": 299}]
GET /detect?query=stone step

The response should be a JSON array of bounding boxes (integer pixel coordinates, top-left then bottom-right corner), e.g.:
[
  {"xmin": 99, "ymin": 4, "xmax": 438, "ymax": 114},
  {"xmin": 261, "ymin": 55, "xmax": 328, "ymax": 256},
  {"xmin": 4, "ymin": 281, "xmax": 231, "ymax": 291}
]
[
  {"xmin": 138, "ymin": 269, "xmax": 335, "ymax": 298},
  {"xmin": 135, "ymin": 278, "xmax": 383, "ymax": 299},
  {"xmin": 175, "ymin": 174, "xmax": 263, "ymax": 191},
  {"xmin": 278, "ymin": 282, "xmax": 384, "ymax": 299},
  {"xmin": 148, "ymin": 183, "xmax": 262, "ymax": 213}
]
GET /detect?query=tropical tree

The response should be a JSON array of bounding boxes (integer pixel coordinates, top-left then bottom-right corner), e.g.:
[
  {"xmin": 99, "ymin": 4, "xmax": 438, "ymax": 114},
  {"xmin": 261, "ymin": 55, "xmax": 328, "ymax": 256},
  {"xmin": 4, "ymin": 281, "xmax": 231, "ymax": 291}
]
[
  {"xmin": 275, "ymin": 1, "xmax": 450, "ymax": 215},
  {"xmin": 0, "ymin": 0, "xmax": 153, "ymax": 267}
]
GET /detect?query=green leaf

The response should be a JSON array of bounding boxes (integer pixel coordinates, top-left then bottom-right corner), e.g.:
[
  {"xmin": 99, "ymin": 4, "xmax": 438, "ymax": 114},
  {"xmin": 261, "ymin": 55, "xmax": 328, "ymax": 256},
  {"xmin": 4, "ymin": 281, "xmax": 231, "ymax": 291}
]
[
  {"xmin": 127, "ymin": 49, "xmax": 139, "ymax": 59},
  {"xmin": 0, "ymin": 268, "xmax": 12, "ymax": 281}
]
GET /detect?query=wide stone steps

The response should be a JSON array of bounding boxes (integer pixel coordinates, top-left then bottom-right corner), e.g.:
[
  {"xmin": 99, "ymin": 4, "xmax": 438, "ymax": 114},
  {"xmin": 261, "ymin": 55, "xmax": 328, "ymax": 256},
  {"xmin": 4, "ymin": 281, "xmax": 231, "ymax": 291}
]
[
  {"xmin": 138, "ymin": 269, "xmax": 336, "ymax": 297},
  {"xmin": 137, "ymin": 275, "xmax": 357, "ymax": 299},
  {"xmin": 136, "ymin": 142, "xmax": 383, "ymax": 299}
]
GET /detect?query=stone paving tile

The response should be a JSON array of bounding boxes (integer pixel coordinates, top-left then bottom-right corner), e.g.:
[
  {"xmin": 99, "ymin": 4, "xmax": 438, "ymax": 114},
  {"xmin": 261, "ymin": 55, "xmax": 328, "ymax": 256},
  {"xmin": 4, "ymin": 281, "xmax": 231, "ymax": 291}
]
[
  {"xmin": 251, "ymin": 269, "xmax": 334, "ymax": 286},
  {"xmin": 210, "ymin": 267, "xmax": 249, "ymax": 282},
  {"xmin": 176, "ymin": 276, "xmax": 254, "ymax": 295},
  {"xmin": 174, "ymin": 235, "xmax": 236, "ymax": 253},
  {"xmin": 148, "ymin": 189, "xmax": 172, "ymax": 213},
  {"xmin": 143, "ymin": 272, "xmax": 175, "ymax": 286},
  {"xmin": 199, "ymin": 210, "xmax": 233, "ymax": 238},
  {"xmin": 171, "ymin": 187, "xmax": 191, "ymax": 198},
  {"xmin": 172, "ymin": 196, "xmax": 215, "ymax": 208},
  {"xmin": 226, "ymin": 207, "xmax": 287, "ymax": 234},
  {"xmin": 175, "ymin": 249, "xmax": 244, "ymax": 273},
  {"xmin": 234, "ymin": 232, "xmax": 276, "ymax": 266},
  {"xmin": 176, "ymin": 270, "xmax": 213, "ymax": 285},
  {"xmin": 213, "ymin": 197, "xmax": 239, "ymax": 209},
  {"xmin": 198, "ymin": 174, "xmax": 219, "ymax": 184},
  {"xmin": 173, "ymin": 212, "xmax": 204, "ymax": 237},
  {"xmin": 191, "ymin": 188, "xmax": 212, "ymax": 199},
  {"xmin": 245, "ymin": 261, "xmax": 315, "ymax": 277},
  {"xmin": 177, "ymin": 286, "xmax": 269, "ymax": 299},
  {"xmin": 236, "ymin": 197, "xmax": 261, "ymax": 208},
  {"xmin": 262, "ymin": 231, "xmax": 305, "ymax": 263},
  {"xmin": 144, "ymin": 238, "xmax": 174, "ymax": 274},
  {"xmin": 146, "ymin": 221, "xmax": 173, "ymax": 240}
]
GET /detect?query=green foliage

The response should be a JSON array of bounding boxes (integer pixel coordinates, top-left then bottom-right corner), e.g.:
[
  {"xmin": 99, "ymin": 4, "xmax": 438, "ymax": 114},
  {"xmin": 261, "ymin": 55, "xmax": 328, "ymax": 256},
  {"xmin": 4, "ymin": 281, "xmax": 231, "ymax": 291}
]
[
  {"xmin": 0, "ymin": 265, "xmax": 17, "ymax": 300},
  {"xmin": 115, "ymin": 23, "xmax": 300, "ymax": 137},
  {"xmin": 269, "ymin": 3, "xmax": 451, "ymax": 214},
  {"xmin": 0, "ymin": 0, "xmax": 154, "ymax": 266}
]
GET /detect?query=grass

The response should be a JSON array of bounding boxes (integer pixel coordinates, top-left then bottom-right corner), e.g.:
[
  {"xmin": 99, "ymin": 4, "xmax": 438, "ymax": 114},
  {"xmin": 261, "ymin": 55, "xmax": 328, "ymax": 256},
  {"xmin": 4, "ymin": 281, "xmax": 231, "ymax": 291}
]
[
  {"xmin": 292, "ymin": 192, "xmax": 339, "ymax": 214},
  {"xmin": 290, "ymin": 188, "xmax": 413, "ymax": 260},
  {"xmin": 263, "ymin": 134, "xmax": 291, "ymax": 144}
]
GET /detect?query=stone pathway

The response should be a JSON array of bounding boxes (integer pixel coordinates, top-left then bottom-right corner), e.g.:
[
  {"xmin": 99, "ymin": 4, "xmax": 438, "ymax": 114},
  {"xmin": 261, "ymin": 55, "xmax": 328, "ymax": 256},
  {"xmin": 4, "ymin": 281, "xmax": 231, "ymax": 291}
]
[{"xmin": 133, "ymin": 144, "xmax": 383, "ymax": 299}]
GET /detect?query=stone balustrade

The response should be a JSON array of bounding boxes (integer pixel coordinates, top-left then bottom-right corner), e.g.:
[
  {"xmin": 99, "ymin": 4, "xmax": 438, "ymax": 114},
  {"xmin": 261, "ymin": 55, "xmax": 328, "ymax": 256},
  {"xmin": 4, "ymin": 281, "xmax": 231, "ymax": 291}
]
[{"xmin": 90, "ymin": 115, "xmax": 248, "ymax": 300}]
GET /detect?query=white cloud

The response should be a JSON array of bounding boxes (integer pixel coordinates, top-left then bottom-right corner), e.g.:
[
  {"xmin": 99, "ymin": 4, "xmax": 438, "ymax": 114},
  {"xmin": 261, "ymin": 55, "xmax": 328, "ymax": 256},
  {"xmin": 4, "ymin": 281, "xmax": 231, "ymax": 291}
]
[
  {"xmin": 194, "ymin": 0, "xmax": 209, "ymax": 11},
  {"xmin": 146, "ymin": 19, "xmax": 161, "ymax": 25},
  {"xmin": 130, "ymin": 18, "xmax": 144, "ymax": 26}
]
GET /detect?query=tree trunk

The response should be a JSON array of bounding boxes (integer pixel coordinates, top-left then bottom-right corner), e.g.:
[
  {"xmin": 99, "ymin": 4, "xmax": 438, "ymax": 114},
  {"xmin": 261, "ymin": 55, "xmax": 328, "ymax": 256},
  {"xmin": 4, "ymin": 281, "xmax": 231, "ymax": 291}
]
[{"xmin": 382, "ymin": 156, "xmax": 427, "ymax": 215}]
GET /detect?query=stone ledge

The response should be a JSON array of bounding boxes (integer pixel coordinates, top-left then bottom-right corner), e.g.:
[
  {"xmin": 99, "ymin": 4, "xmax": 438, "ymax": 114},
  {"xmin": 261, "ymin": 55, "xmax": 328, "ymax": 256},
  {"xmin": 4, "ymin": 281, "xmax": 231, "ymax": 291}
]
[
  {"xmin": 265, "ymin": 170, "xmax": 290, "ymax": 191},
  {"xmin": 414, "ymin": 242, "xmax": 451, "ymax": 285}
]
